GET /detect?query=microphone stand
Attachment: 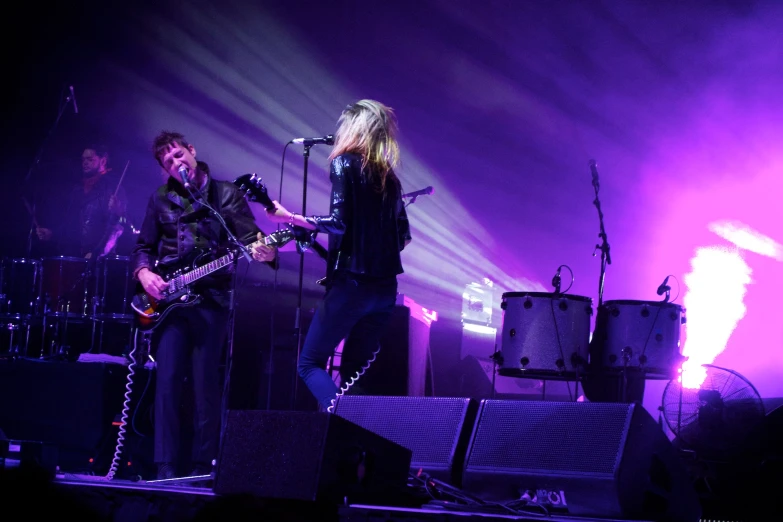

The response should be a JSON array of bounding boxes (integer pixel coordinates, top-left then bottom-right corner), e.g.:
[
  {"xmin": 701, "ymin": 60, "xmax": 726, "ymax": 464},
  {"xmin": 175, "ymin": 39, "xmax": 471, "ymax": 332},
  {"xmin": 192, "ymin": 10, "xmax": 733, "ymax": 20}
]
[
  {"xmin": 183, "ymin": 182, "xmax": 253, "ymax": 265},
  {"xmin": 292, "ymin": 144, "xmax": 312, "ymax": 409},
  {"xmin": 590, "ymin": 161, "xmax": 611, "ymax": 308},
  {"xmin": 177, "ymin": 179, "xmax": 249, "ymax": 482},
  {"xmin": 24, "ymin": 86, "xmax": 72, "ymax": 257}
]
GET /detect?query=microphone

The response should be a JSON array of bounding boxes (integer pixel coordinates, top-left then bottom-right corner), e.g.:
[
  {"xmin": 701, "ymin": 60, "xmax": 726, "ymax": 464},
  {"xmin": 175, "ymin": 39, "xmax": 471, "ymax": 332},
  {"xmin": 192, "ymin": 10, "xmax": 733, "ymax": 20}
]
[
  {"xmin": 291, "ymin": 135, "xmax": 334, "ymax": 146},
  {"xmin": 401, "ymin": 186, "xmax": 434, "ymax": 199},
  {"xmin": 69, "ymin": 85, "xmax": 79, "ymax": 114},
  {"xmin": 552, "ymin": 266, "xmax": 562, "ymax": 293},
  {"xmin": 656, "ymin": 275, "xmax": 671, "ymax": 296},
  {"xmin": 178, "ymin": 165, "xmax": 191, "ymax": 188},
  {"xmin": 589, "ymin": 159, "xmax": 599, "ymax": 187}
]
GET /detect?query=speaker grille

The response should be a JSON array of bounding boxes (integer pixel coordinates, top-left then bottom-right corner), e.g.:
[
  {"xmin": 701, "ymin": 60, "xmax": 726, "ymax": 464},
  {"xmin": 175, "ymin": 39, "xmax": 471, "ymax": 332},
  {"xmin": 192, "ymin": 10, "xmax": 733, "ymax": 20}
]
[
  {"xmin": 334, "ymin": 396, "xmax": 473, "ymax": 468},
  {"xmin": 467, "ymin": 401, "xmax": 632, "ymax": 476}
]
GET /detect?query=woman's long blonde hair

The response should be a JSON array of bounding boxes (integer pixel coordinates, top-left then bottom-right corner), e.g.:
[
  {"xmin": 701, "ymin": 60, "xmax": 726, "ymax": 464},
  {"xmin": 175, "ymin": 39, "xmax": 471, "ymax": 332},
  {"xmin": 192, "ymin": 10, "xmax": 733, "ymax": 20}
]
[{"xmin": 329, "ymin": 99, "xmax": 400, "ymax": 192}]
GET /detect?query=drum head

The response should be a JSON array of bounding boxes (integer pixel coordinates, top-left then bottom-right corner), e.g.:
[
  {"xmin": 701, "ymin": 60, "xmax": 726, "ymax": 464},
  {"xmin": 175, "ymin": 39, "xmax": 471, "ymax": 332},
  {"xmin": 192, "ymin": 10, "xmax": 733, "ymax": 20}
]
[
  {"xmin": 502, "ymin": 292, "xmax": 592, "ymax": 303},
  {"xmin": 601, "ymin": 299, "xmax": 684, "ymax": 311}
]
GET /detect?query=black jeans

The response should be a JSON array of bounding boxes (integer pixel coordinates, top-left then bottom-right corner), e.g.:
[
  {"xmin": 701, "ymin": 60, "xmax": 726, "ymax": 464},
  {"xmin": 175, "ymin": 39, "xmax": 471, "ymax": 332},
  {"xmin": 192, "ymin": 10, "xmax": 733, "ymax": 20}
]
[
  {"xmin": 152, "ymin": 300, "xmax": 229, "ymax": 466},
  {"xmin": 298, "ymin": 272, "xmax": 397, "ymax": 411}
]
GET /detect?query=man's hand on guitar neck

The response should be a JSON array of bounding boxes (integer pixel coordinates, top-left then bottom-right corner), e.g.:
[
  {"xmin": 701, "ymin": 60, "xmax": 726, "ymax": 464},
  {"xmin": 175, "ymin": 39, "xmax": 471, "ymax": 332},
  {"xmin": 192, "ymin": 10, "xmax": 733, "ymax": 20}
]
[
  {"xmin": 251, "ymin": 232, "xmax": 277, "ymax": 262},
  {"xmin": 138, "ymin": 267, "xmax": 170, "ymax": 301}
]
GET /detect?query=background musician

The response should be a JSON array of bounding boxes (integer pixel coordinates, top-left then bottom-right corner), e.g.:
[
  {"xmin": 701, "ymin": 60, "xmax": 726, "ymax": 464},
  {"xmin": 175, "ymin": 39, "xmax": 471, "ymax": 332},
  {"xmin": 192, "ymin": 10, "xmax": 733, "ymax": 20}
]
[{"xmin": 35, "ymin": 144, "xmax": 129, "ymax": 258}]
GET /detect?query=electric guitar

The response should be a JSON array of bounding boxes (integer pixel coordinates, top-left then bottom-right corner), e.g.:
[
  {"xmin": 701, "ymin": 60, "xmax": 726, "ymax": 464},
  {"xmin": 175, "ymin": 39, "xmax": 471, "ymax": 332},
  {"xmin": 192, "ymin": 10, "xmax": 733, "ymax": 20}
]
[
  {"xmin": 130, "ymin": 174, "xmax": 291, "ymax": 331},
  {"xmin": 234, "ymin": 173, "xmax": 328, "ymax": 261}
]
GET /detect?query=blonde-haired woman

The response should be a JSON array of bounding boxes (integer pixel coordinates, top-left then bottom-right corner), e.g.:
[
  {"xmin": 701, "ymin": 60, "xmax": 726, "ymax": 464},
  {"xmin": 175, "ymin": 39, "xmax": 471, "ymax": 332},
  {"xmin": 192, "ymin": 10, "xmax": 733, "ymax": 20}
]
[{"xmin": 266, "ymin": 100, "xmax": 412, "ymax": 411}]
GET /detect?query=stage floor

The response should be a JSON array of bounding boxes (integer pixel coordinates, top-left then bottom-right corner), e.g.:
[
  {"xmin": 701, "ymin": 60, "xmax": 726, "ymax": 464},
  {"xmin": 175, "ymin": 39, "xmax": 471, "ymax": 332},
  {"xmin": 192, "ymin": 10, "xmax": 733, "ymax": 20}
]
[{"xmin": 51, "ymin": 474, "xmax": 651, "ymax": 522}]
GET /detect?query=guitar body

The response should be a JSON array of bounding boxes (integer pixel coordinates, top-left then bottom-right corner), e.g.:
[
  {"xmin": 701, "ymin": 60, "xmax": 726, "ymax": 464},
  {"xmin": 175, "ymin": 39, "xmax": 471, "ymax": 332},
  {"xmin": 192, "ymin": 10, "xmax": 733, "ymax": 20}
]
[
  {"xmin": 131, "ymin": 251, "xmax": 214, "ymax": 332},
  {"xmin": 131, "ymin": 283, "xmax": 203, "ymax": 332}
]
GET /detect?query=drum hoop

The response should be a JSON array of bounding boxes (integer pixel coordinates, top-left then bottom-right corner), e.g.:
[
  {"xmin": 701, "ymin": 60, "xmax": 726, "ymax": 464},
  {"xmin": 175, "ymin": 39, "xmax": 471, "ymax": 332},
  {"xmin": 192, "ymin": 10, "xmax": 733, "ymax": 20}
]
[
  {"xmin": 99, "ymin": 255, "xmax": 131, "ymax": 262},
  {"xmin": 42, "ymin": 256, "xmax": 89, "ymax": 264},
  {"xmin": 502, "ymin": 291, "xmax": 592, "ymax": 303},
  {"xmin": 10, "ymin": 258, "xmax": 41, "ymax": 265},
  {"xmin": 601, "ymin": 299, "xmax": 684, "ymax": 310}
]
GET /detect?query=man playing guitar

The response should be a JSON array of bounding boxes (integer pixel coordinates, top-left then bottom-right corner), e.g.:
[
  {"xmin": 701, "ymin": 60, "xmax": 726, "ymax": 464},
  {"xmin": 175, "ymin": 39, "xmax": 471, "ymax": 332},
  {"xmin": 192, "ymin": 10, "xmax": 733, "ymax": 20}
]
[{"xmin": 131, "ymin": 131, "xmax": 277, "ymax": 481}]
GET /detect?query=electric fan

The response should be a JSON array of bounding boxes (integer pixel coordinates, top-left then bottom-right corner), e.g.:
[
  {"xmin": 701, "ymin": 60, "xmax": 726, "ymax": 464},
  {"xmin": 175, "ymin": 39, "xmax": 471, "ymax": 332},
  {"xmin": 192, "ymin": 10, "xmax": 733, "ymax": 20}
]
[{"xmin": 661, "ymin": 364, "xmax": 765, "ymax": 458}]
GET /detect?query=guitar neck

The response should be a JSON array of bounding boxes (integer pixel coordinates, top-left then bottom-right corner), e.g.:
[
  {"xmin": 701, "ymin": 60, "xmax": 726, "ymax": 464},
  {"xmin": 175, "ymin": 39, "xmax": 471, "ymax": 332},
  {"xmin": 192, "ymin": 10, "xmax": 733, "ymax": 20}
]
[
  {"xmin": 172, "ymin": 238, "xmax": 267, "ymax": 288},
  {"xmin": 175, "ymin": 252, "xmax": 235, "ymax": 288}
]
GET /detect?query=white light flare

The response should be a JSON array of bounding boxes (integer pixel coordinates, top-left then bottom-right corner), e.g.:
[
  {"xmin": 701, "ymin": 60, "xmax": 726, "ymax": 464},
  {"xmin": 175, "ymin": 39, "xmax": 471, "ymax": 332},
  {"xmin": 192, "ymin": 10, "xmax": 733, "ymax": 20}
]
[
  {"xmin": 680, "ymin": 246, "xmax": 752, "ymax": 389},
  {"xmin": 708, "ymin": 220, "xmax": 783, "ymax": 261}
]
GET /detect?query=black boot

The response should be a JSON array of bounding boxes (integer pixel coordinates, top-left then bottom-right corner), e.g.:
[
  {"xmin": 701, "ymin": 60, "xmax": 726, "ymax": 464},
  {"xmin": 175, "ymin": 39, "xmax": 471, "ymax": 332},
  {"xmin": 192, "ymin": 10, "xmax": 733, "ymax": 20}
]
[
  {"xmin": 189, "ymin": 462, "xmax": 212, "ymax": 477},
  {"xmin": 157, "ymin": 462, "xmax": 177, "ymax": 480}
]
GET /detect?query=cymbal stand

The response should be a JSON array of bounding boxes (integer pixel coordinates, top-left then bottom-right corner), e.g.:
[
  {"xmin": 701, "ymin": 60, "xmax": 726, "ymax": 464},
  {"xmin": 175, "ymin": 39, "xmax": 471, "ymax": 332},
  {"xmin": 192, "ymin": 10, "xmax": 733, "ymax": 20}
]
[{"xmin": 24, "ymin": 85, "xmax": 75, "ymax": 257}]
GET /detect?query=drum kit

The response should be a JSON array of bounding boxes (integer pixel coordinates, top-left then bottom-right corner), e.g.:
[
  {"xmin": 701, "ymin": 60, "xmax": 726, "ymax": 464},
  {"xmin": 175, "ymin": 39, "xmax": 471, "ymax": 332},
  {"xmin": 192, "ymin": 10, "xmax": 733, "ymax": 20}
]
[
  {"xmin": 0, "ymin": 254, "xmax": 136, "ymax": 358},
  {"xmin": 494, "ymin": 290, "xmax": 687, "ymax": 399},
  {"xmin": 489, "ymin": 160, "xmax": 689, "ymax": 401}
]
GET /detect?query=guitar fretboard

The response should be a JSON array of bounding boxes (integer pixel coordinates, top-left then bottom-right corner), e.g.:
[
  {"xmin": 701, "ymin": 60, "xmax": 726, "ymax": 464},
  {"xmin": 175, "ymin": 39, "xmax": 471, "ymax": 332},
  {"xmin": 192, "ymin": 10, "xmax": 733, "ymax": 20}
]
[{"xmin": 166, "ymin": 236, "xmax": 278, "ymax": 293}]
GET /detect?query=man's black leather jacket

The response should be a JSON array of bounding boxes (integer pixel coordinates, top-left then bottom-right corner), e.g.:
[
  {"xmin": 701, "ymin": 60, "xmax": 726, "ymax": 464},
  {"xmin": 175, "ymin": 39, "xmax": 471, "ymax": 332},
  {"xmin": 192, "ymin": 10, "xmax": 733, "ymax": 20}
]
[
  {"xmin": 304, "ymin": 153, "xmax": 411, "ymax": 282},
  {"xmin": 130, "ymin": 172, "xmax": 275, "ymax": 306}
]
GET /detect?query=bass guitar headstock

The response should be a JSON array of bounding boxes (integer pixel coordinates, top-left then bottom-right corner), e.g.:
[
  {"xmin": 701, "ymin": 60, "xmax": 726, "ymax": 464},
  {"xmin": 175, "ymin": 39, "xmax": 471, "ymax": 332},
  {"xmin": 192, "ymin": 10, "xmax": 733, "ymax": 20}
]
[{"xmin": 233, "ymin": 173, "xmax": 275, "ymax": 212}]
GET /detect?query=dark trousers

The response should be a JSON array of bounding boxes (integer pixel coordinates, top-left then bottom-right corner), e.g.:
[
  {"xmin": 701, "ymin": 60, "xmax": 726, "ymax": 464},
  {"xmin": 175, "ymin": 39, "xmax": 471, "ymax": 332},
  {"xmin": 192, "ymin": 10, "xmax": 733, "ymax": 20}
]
[
  {"xmin": 152, "ymin": 301, "xmax": 229, "ymax": 466},
  {"xmin": 298, "ymin": 273, "xmax": 397, "ymax": 411}
]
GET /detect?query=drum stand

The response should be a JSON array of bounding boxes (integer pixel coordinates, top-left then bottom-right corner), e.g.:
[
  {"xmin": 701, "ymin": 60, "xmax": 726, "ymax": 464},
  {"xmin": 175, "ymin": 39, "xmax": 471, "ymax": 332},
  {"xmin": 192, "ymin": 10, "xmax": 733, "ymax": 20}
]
[
  {"xmin": 0, "ymin": 323, "xmax": 18, "ymax": 359},
  {"xmin": 0, "ymin": 320, "xmax": 29, "ymax": 359},
  {"xmin": 41, "ymin": 312, "xmax": 86, "ymax": 360},
  {"xmin": 89, "ymin": 316, "xmax": 135, "ymax": 356},
  {"xmin": 539, "ymin": 376, "xmax": 581, "ymax": 402}
]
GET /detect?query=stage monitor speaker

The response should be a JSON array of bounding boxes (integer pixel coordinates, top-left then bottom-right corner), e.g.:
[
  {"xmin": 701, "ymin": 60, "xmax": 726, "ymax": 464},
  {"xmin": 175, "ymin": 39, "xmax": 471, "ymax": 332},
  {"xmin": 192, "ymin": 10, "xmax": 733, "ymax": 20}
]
[
  {"xmin": 213, "ymin": 410, "xmax": 411, "ymax": 502},
  {"xmin": 333, "ymin": 395, "xmax": 478, "ymax": 486},
  {"xmin": 462, "ymin": 401, "xmax": 701, "ymax": 521}
]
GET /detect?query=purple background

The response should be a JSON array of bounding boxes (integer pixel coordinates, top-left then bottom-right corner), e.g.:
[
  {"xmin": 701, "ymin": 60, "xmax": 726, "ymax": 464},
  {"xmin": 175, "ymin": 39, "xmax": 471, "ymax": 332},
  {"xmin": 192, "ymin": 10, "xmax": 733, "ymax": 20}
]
[{"xmin": 1, "ymin": 0, "xmax": 781, "ymax": 402}]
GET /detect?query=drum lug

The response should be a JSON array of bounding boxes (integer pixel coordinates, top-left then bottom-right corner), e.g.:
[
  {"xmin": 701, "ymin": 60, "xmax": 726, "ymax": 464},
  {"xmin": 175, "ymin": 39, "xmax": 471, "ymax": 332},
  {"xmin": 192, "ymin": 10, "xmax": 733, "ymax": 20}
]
[
  {"xmin": 490, "ymin": 351, "xmax": 504, "ymax": 366},
  {"xmin": 520, "ymin": 356, "xmax": 529, "ymax": 367}
]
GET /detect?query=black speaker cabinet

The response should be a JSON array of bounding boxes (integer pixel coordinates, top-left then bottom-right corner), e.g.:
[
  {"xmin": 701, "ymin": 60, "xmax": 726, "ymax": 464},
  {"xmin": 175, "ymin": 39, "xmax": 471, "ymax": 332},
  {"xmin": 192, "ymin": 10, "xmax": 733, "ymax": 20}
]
[
  {"xmin": 0, "ymin": 359, "xmax": 126, "ymax": 470},
  {"xmin": 462, "ymin": 401, "xmax": 701, "ymax": 521},
  {"xmin": 361, "ymin": 298, "xmax": 434, "ymax": 396},
  {"xmin": 333, "ymin": 395, "xmax": 478, "ymax": 485},
  {"xmin": 213, "ymin": 410, "xmax": 411, "ymax": 502}
]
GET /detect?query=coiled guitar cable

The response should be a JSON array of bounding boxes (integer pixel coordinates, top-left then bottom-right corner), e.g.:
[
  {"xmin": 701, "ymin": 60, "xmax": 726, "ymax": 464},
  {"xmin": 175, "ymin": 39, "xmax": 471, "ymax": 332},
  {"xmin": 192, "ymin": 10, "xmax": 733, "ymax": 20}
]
[
  {"xmin": 327, "ymin": 346, "xmax": 381, "ymax": 413},
  {"xmin": 105, "ymin": 328, "xmax": 147, "ymax": 480}
]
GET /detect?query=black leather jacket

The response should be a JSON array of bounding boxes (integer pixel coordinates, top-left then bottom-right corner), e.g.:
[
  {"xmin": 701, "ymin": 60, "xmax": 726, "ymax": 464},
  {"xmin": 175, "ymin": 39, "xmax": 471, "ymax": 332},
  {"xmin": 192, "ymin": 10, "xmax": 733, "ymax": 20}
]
[
  {"xmin": 130, "ymin": 171, "xmax": 275, "ymax": 306},
  {"xmin": 304, "ymin": 153, "xmax": 411, "ymax": 281}
]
